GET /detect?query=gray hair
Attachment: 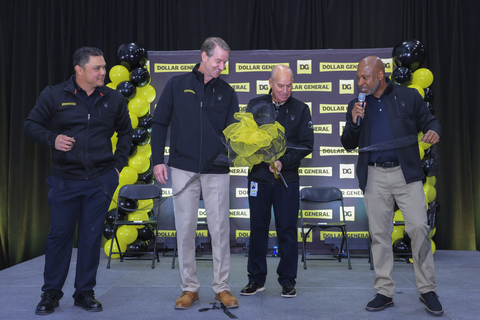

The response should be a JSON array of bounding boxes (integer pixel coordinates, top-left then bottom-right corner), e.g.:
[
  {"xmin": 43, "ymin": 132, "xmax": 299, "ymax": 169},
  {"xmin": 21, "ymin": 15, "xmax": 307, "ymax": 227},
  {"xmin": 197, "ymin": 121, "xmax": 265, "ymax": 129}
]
[
  {"xmin": 200, "ymin": 37, "xmax": 231, "ymax": 57},
  {"xmin": 73, "ymin": 47, "xmax": 104, "ymax": 69}
]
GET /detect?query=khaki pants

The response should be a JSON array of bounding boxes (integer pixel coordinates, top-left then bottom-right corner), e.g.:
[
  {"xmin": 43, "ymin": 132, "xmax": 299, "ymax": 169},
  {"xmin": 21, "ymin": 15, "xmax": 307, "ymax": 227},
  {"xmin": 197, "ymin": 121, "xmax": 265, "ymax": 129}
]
[
  {"xmin": 171, "ymin": 167, "xmax": 231, "ymax": 293},
  {"xmin": 364, "ymin": 165, "xmax": 436, "ymax": 297}
]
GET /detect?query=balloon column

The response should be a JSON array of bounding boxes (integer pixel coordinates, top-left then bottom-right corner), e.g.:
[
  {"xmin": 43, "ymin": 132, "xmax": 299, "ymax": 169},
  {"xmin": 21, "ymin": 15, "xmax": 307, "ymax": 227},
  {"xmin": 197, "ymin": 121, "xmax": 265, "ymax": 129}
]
[
  {"xmin": 390, "ymin": 39, "xmax": 439, "ymax": 257},
  {"xmin": 103, "ymin": 42, "xmax": 157, "ymax": 258}
]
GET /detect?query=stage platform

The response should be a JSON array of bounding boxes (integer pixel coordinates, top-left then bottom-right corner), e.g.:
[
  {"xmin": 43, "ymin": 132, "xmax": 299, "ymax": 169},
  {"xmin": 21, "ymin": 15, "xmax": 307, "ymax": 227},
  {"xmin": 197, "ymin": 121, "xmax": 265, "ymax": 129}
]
[{"xmin": 0, "ymin": 249, "xmax": 479, "ymax": 319}]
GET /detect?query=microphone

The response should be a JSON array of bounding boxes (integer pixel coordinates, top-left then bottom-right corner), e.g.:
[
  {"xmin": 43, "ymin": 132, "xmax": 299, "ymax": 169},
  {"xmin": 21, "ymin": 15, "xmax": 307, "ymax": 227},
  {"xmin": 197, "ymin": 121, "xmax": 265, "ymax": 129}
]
[{"xmin": 356, "ymin": 92, "xmax": 366, "ymax": 127}]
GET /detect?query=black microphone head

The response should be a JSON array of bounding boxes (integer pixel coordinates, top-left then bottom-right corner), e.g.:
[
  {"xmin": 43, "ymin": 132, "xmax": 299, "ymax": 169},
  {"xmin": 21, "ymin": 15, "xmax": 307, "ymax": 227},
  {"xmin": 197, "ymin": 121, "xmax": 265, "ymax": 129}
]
[{"xmin": 358, "ymin": 92, "xmax": 366, "ymax": 103}]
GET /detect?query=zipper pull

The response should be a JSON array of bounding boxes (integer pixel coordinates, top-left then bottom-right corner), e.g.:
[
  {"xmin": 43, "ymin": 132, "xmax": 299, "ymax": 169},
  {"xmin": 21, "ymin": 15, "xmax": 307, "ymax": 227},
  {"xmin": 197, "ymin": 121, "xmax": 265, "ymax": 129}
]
[{"xmin": 88, "ymin": 114, "xmax": 90, "ymax": 120}]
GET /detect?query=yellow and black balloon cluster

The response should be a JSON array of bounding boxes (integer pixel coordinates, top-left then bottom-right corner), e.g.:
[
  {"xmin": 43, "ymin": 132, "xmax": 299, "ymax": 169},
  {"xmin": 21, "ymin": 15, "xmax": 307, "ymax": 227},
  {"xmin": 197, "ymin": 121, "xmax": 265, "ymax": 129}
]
[
  {"xmin": 390, "ymin": 39, "xmax": 439, "ymax": 257},
  {"xmin": 103, "ymin": 42, "xmax": 157, "ymax": 258}
]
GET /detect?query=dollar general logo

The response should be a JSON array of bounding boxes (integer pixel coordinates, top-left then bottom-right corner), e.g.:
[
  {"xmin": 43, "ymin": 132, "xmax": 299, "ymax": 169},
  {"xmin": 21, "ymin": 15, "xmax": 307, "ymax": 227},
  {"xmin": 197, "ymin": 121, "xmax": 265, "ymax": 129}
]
[
  {"xmin": 161, "ymin": 188, "xmax": 172, "ymax": 197},
  {"xmin": 256, "ymin": 80, "xmax": 270, "ymax": 95},
  {"xmin": 198, "ymin": 209, "xmax": 206, "ymax": 218},
  {"xmin": 320, "ymin": 62, "xmax": 359, "ymax": 72},
  {"xmin": 340, "ymin": 189, "xmax": 363, "ymax": 198},
  {"xmin": 320, "ymin": 231, "xmax": 369, "ymax": 240},
  {"xmin": 154, "ymin": 63, "xmax": 196, "ymax": 73},
  {"xmin": 229, "ymin": 167, "xmax": 248, "ymax": 176},
  {"xmin": 298, "ymin": 228, "xmax": 313, "ymax": 242},
  {"xmin": 236, "ymin": 230, "xmax": 251, "ymax": 238},
  {"xmin": 236, "ymin": 63, "xmax": 289, "ymax": 72},
  {"xmin": 298, "ymin": 167, "xmax": 332, "ymax": 176},
  {"xmin": 339, "ymin": 79, "xmax": 355, "ymax": 94},
  {"xmin": 236, "ymin": 188, "xmax": 248, "ymax": 197},
  {"xmin": 312, "ymin": 124, "xmax": 332, "ymax": 134},
  {"xmin": 319, "ymin": 146, "xmax": 358, "ymax": 156},
  {"xmin": 340, "ymin": 206, "xmax": 355, "ymax": 221},
  {"xmin": 381, "ymin": 58, "xmax": 393, "ymax": 73},
  {"xmin": 229, "ymin": 209, "xmax": 250, "ymax": 218},
  {"xmin": 222, "ymin": 61, "xmax": 229, "ymax": 75},
  {"xmin": 301, "ymin": 210, "xmax": 333, "ymax": 219},
  {"xmin": 297, "ymin": 60, "xmax": 312, "ymax": 74},
  {"xmin": 230, "ymin": 82, "xmax": 250, "ymax": 92},
  {"xmin": 239, "ymin": 104, "xmax": 247, "ymax": 112},
  {"xmin": 195, "ymin": 230, "xmax": 208, "ymax": 237},
  {"xmin": 292, "ymin": 82, "xmax": 332, "ymax": 92},
  {"xmin": 339, "ymin": 121, "xmax": 346, "ymax": 136},
  {"xmin": 269, "ymin": 231, "xmax": 277, "ymax": 237},
  {"xmin": 305, "ymin": 152, "xmax": 312, "ymax": 159},
  {"xmin": 156, "ymin": 230, "xmax": 176, "ymax": 237},
  {"xmin": 320, "ymin": 104, "xmax": 348, "ymax": 114},
  {"xmin": 339, "ymin": 164, "xmax": 355, "ymax": 179}
]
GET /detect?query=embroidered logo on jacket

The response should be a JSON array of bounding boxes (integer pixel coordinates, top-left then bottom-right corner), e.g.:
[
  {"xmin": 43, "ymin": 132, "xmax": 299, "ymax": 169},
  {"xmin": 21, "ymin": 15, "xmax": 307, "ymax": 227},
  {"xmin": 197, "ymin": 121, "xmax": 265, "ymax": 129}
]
[
  {"xmin": 218, "ymin": 95, "xmax": 223, "ymax": 101},
  {"xmin": 62, "ymin": 102, "xmax": 76, "ymax": 106},
  {"xmin": 184, "ymin": 89, "xmax": 195, "ymax": 94}
]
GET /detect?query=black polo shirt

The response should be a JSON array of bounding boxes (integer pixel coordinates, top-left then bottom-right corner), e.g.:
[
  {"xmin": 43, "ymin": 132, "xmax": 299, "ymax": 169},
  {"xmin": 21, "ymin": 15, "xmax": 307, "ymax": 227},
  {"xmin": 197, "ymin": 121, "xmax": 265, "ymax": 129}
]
[
  {"xmin": 367, "ymin": 94, "xmax": 398, "ymax": 163},
  {"xmin": 74, "ymin": 76, "xmax": 101, "ymax": 113}
]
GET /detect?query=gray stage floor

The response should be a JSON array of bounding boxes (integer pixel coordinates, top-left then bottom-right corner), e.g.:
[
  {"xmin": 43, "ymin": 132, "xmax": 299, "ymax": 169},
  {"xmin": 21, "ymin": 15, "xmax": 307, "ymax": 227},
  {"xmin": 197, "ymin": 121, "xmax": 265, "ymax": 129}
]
[{"xmin": 0, "ymin": 249, "xmax": 479, "ymax": 319}]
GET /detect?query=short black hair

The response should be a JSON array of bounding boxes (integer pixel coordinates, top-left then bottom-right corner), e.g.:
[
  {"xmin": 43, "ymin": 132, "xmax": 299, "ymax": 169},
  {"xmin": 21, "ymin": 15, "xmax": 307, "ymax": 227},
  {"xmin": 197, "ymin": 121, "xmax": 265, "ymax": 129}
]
[{"xmin": 72, "ymin": 47, "xmax": 104, "ymax": 69}]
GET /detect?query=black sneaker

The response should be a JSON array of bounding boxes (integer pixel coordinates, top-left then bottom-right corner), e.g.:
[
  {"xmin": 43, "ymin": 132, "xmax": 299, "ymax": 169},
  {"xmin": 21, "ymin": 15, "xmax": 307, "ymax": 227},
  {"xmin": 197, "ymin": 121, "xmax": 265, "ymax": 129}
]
[
  {"xmin": 366, "ymin": 293, "xmax": 394, "ymax": 311},
  {"xmin": 35, "ymin": 291, "xmax": 59, "ymax": 315},
  {"xmin": 240, "ymin": 281, "xmax": 265, "ymax": 296},
  {"xmin": 74, "ymin": 290, "xmax": 103, "ymax": 312},
  {"xmin": 420, "ymin": 291, "xmax": 444, "ymax": 316},
  {"xmin": 281, "ymin": 283, "xmax": 296, "ymax": 298}
]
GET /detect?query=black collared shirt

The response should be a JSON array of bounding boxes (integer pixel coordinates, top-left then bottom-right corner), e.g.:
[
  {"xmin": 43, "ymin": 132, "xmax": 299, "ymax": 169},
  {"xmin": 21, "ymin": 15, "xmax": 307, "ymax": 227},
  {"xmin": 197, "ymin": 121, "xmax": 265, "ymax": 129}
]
[
  {"xmin": 368, "ymin": 93, "xmax": 398, "ymax": 163},
  {"xmin": 73, "ymin": 76, "xmax": 101, "ymax": 112}
]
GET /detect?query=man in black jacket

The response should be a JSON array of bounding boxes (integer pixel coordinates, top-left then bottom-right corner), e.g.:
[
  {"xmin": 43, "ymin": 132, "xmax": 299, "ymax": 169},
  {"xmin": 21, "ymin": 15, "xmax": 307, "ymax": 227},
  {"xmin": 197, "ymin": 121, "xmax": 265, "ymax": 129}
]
[
  {"xmin": 240, "ymin": 65, "xmax": 314, "ymax": 298},
  {"xmin": 152, "ymin": 37, "xmax": 239, "ymax": 309},
  {"xmin": 25, "ymin": 47, "xmax": 132, "ymax": 315},
  {"xmin": 341, "ymin": 56, "xmax": 443, "ymax": 316}
]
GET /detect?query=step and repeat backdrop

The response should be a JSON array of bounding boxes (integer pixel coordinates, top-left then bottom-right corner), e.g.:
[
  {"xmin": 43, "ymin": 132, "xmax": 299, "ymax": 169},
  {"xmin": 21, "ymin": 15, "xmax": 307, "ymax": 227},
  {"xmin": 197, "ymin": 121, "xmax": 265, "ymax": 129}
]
[{"xmin": 149, "ymin": 47, "xmax": 393, "ymax": 252}]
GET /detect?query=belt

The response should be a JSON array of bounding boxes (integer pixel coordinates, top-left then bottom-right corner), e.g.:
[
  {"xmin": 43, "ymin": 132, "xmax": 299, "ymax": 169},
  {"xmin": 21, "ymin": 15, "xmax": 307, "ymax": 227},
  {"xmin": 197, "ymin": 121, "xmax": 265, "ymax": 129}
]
[{"xmin": 368, "ymin": 161, "xmax": 400, "ymax": 168}]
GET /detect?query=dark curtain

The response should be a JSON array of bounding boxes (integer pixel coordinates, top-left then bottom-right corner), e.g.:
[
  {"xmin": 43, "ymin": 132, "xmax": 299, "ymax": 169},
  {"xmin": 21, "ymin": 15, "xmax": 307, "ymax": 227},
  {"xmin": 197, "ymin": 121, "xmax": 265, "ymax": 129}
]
[{"xmin": 1, "ymin": 0, "xmax": 477, "ymax": 270}]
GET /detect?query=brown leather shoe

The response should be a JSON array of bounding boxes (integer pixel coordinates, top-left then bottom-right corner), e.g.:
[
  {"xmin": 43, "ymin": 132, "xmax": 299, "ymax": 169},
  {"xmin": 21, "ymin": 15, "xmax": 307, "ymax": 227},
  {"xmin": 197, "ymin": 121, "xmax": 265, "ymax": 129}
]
[
  {"xmin": 215, "ymin": 290, "xmax": 239, "ymax": 309},
  {"xmin": 174, "ymin": 291, "xmax": 199, "ymax": 309}
]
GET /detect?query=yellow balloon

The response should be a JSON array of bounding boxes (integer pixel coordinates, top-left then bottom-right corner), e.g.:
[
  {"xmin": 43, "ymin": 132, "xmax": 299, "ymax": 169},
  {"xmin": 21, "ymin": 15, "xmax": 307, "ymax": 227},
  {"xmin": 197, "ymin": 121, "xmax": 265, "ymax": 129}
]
[
  {"xmin": 429, "ymin": 227, "xmax": 436, "ymax": 239},
  {"xmin": 106, "ymin": 82, "xmax": 116, "ymax": 90},
  {"xmin": 391, "ymin": 225, "xmax": 405, "ymax": 244},
  {"xmin": 128, "ymin": 154, "xmax": 150, "ymax": 173},
  {"xmin": 137, "ymin": 199, "xmax": 153, "ymax": 211},
  {"xmin": 423, "ymin": 184, "xmax": 437, "ymax": 203},
  {"xmin": 408, "ymin": 84, "xmax": 425, "ymax": 98},
  {"xmin": 119, "ymin": 166, "xmax": 138, "ymax": 185},
  {"xmin": 393, "ymin": 209, "xmax": 404, "ymax": 222},
  {"xmin": 109, "ymin": 65, "xmax": 130, "ymax": 84},
  {"xmin": 418, "ymin": 144, "xmax": 424, "ymax": 159},
  {"xmin": 104, "ymin": 239, "xmax": 126, "ymax": 258},
  {"xmin": 427, "ymin": 176, "xmax": 436, "ymax": 186},
  {"xmin": 418, "ymin": 132, "xmax": 431, "ymax": 150},
  {"xmin": 127, "ymin": 210, "xmax": 150, "ymax": 228},
  {"xmin": 136, "ymin": 85, "xmax": 156, "ymax": 103},
  {"xmin": 111, "ymin": 132, "xmax": 118, "ymax": 153},
  {"xmin": 412, "ymin": 68, "xmax": 434, "ymax": 89},
  {"xmin": 136, "ymin": 144, "xmax": 152, "ymax": 158},
  {"xmin": 129, "ymin": 112, "xmax": 139, "ymax": 129},
  {"xmin": 116, "ymin": 225, "xmax": 138, "ymax": 245},
  {"xmin": 128, "ymin": 97, "xmax": 149, "ymax": 118},
  {"xmin": 431, "ymin": 239, "xmax": 436, "ymax": 254}
]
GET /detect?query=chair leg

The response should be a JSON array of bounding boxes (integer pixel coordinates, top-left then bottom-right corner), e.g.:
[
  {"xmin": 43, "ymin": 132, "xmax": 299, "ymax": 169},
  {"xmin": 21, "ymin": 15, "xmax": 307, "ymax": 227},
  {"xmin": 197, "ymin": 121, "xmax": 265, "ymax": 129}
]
[
  {"xmin": 171, "ymin": 235, "xmax": 177, "ymax": 269},
  {"xmin": 368, "ymin": 235, "xmax": 374, "ymax": 270},
  {"xmin": 343, "ymin": 228, "xmax": 352, "ymax": 270},
  {"xmin": 151, "ymin": 223, "xmax": 158, "ymax": 269},
  {"xmin": 107, "ymin": 224, "xmax": 119, "ymax": 269}
]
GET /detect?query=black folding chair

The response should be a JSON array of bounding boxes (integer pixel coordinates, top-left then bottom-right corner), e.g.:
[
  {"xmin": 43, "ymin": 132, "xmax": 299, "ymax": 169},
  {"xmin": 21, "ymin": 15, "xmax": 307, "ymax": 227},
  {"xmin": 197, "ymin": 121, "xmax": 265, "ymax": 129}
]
[
  {"xmin": 300, "ymin": 187, "xmax": 352, "ymax": 269},
  {"xmin": 107, "ymin": 184, "xmax": 161, "ymax": 269}
]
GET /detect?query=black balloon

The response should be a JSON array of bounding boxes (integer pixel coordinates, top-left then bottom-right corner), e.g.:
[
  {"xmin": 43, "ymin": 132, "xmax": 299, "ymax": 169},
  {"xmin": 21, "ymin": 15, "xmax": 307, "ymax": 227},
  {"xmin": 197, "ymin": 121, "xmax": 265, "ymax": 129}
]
[
  {"xmin": 138, "ymin": 225, "xmax": 154, "ymax": 241},
  {"xmin": 138, "ymin": 114, "xmax": 153, "ymax": 133},
  {"xmin": 425, "ymin": 102, "xmax": 434, "ymax": 115},
  {"xmin": 422, "ymin": 158, "xmax": 440, "ymax": 177},
  {"xmin": 403, "ymin": 231, "xmax": 412, "ymax": 246},
  {"xmin": 131, "ymin": 127, "xmax": 150, "ymax": 146},
  {"xmin": 103, "ymin": 222, "xmax": 115, "ymax": 239},
  {"xmin": 118, "ymin": 197, "xmax": 139, "ymax": 211},
  {"xmin": 126, "ymin": 239, "xmax": 148, "ymax": 252},
  {"xmin": 129, "ymin": 143, "xmax": 137, "ymax": 158},
  {"xmin": 106, "ymin": 209, "xmax": 126, "ymax": 224},
  {"xmin": 130, "ymin": 67, "xmax": 150, "ymax": 87},
  {"xmin": 117, "ymin": 42, "xmax": 148, "ymax": 71},
  {"xmin": 424, "ymin": 87, "xmax": 434, "ymax": 103},
  {"xmin": 116, "ymin": 81, "xmax": 137, "ymax": 99},
  {"xmin": 138, "ymin": 169, "xmax": 154, "ymax": 185},
  {"xmin": 393, "ymin": 239, "xmax": 412, "ymax": 256},
  {"xmin": 392, "ymin": 39, "xmax": 425, "ymax": 71},
  {"xmin": 392, "ymin": 66, "xmax": 412, "ymax": 85}
]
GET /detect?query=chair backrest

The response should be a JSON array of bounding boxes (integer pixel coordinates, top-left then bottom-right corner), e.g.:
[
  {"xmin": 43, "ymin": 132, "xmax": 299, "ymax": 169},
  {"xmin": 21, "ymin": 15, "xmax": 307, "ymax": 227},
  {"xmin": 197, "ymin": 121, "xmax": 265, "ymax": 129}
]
[
  {"xmin": 118, "ymin": 184, "xmax": 162, "ymax": 200},
  {"xmin": 300, "ymin": 187, "xmax": 343, "ymax": 203}
]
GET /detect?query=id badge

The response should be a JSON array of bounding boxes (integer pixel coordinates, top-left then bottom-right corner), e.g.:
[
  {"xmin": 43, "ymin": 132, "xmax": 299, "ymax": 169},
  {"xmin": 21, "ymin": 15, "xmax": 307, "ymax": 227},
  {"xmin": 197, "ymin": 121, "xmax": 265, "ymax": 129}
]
[{"xmin": 250, "ymin": 181, "xmax": 258, "ymax": 197}]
